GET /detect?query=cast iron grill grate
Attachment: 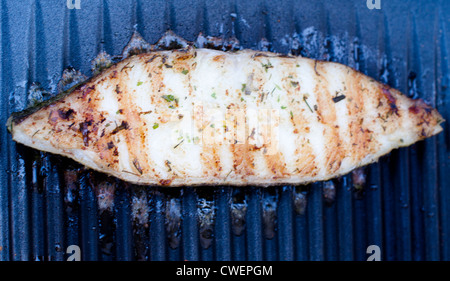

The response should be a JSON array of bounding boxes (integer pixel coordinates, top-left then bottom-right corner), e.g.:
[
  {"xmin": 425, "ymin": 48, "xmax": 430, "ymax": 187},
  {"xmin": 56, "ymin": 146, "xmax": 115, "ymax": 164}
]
[{"xmin": 0, "ymin": 0, "xmax": 449, "ymax": 261}]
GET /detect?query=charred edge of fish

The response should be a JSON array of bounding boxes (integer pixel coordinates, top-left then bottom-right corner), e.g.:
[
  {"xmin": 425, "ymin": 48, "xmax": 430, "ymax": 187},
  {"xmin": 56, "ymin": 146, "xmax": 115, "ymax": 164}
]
[
  {"xmin": 314, "ymin": 60, "xmax": 321, "ymax": 76},
  {"xmin": 6, "ymin": 65, "xmax": 107, "ymax": 129},
  {"xmin": 159, "ymin": 179, "xmax": 172, "ymax": 186},
  {"xmin": 7, "ymin": 83, "xmax": 80, "ymax": 129},
  {"xmin": 408, "ymin": 98, "xmax": 436, "ymax": 117},
  {"xmin": 381, "ymin": 87, "xmax": 399, "ymax": 116},
  {"xmin": 252, "ymin": 52, "xmax": 295, "ymax": 59}
]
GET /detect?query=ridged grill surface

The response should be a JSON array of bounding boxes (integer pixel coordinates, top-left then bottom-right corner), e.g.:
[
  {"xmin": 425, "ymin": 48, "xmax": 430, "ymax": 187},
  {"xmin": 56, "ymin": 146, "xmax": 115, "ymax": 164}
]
[{"xmin": 0, "ymin": 0, "xmax": 449, "ymax": 261}]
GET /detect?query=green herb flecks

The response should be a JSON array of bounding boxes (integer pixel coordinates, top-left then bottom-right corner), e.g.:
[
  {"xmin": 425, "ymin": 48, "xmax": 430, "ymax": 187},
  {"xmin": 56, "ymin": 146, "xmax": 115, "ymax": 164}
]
[
  {"xmin": 137, "ymin": 81, "xmax": 143, "ymax": 86},
  {"xmin": 173, "ymin": 139, "xmax": 184, "ymax": 149},
  {"xmin": 241, "ymin": 83, "xmax": 247, "ymax": 93},
  {"xmin": 181, "ymin": 69, "xmax": 189, "ymax": 75},
  {"xmin": 211, "ymin": 92, "xmax": 217, "ymax": 99},
  {"xmin": 261, "ymin": 61, "xmax": 273, "ymax": 72},
  {"xmin": 162, "ymin": 94, "xmax": 175, "ymax": 102},
  {"xmin": 303, "ymin": 96, "xmax": 313, "ymax": 113},
  {"xmin": 153, "ymin": 123, "xmax": 159, "ymax": 129},
  {"xmin": 111, "ymin": 121, "xmax": 129, "ymax": 134}
]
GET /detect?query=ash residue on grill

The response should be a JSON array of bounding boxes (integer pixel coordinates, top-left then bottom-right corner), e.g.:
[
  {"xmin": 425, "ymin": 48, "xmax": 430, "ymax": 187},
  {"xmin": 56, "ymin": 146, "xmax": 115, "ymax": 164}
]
[
  {"xmin": 196, "ymin": 187, "xmax": 216, "ymax": 249},
  {"xmin": 163, "ymin": 188, "xmax": 183, "ymax": 250},
  {"xmin": 293, "ymin": 186, "xmax": 309, "ymax": 215},
  {"xmin": 230, "ymin": 188, "xmax": 247, "ymax": 236},
  {"xmin": 262, "ymin": 187, "xmax": 278, "ymax": 239}
]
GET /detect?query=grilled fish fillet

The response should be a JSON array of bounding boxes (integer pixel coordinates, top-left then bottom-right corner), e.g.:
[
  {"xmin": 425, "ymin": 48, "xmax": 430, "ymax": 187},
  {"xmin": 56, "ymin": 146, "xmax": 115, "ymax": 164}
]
[{"xmin": 7, "ymin": 48, "xmax": 444, "ymax": 186}]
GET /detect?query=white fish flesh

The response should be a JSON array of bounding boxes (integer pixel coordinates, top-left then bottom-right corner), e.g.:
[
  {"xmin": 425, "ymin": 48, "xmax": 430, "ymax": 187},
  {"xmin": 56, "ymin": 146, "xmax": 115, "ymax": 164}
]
[{"xmin": 7, "ymin": 47, "xmax": 444, "ymax": 186}]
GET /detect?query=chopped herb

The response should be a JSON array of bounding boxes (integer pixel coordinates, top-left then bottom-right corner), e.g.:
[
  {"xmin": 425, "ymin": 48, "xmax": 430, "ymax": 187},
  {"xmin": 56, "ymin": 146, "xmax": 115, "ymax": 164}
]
[
  {"xmin": 210, "ymin": 124, "xmax": 215, "ymax": 128},
  {"xmin": 303, "ymin": 96, "xmax": 313, "ymax": 113},
  {"xmin": 261, "ymin": 61, "xmax": 273, "ymax": 72},
  {"xmin": 116, "ymin": 109, "xmax": 123, "ymax": 114},
  {"xmin": 260, "ymin": 92, "xmax": 266, "ymax": 102},
  {"xmin": 281, "ymin": 105, "xmax": 287, "ymax": 109},
  {"xmin": 224, "ymin": 170, "xmax": 233, "ymax": 181},
  {"xmin": 162, "ymin": 95, "xmax": 175, "ymax": 102},
  {"xmin": 211, "ymin": 92, "xmax": 217, "ymax": 99},
  {"xmin": 290, "ymin": 111, "xmax": 294, "ymax": 119},
  {"xmin": 173, "ymin": 139, "xmax": 184, "ymax": 149},
  {"xmin": 137, "ymin": 81, "xmax": 143, "ymax": 86},
  {"xmin": 152, "ymin": 123, "xmax": 159, "ymax": 129},
  {"xmin": 111, "ymin": 121, "xmax": 129, "ymax": 134},
  {"xmin": 296, "ymin": 64, "xmax": 300, "ymax": 67},
  {"xmin": 240, "ymin": 97, "xmax": 244, "ymax": 102},
  {"xmin": 332, "ymin": 94, "xmax": 346, "ymax": 103},
  {"xmin": 270, "ymin": 86, "xmax": 278, "ymax": 96},
  {"xmin": 181, "ymin": 69, "xmax": 189, "ymax": 75},
  {"xmin": 165, "ymin": 160, "xmax": 172, "ymax": 172},
  {"xmin": 275, "ymin": 84, "xmax": 282, "ymax": 90},
  {"xmin": 241, "ymin": 83, "xmax": 247, "ymax": 92}
]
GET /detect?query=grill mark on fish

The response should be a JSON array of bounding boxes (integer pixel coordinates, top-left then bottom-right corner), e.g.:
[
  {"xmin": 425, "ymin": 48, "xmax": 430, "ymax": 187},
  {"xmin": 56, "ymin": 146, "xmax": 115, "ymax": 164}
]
[
  {"xmin": 314, "ymin": 63, "xmax": 344, "ymax": 174},
  {"xmin": 229, "ymin": 105, "xmax": 254, "ymax": 180},
  {"xmin": 201, "ymin": 145, "xmax": 222, "ymax": 178},
  {"xmin": 284, "ymin": 64, "xmax": 319, "ymax": 177},
  {"xmin": 345, "ymin": 71, "xmax": 373, "ymax": 162},
  {"xmin": 232, "ymin": 141, "xmax": 255, "ymax": 180},
  {"xmin": 115, "ymin": 68, "xmax": 151, "ymax": 176},
  {"xmin": 141, "ymin": 54, "xmax": 171, "ymax": 179},
  {"xmin": 264, "ymin": 152, "xmax": 287, "ymax": 178}
]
